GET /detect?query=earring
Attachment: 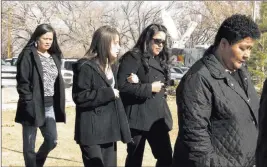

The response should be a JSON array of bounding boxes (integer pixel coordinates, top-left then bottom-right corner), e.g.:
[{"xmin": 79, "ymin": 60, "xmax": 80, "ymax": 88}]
[{"xmin": 35, "ymin": 41, "xmax": 38, "ymax": 48}]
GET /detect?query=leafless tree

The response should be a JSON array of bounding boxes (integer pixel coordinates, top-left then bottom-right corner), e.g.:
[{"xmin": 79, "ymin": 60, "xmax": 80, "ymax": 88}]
[
  {"xmin": 170, "ymin": 1, "xmax": 253, "ymax": 47},
  {"xmin": 1, "ymin": 1, "xmax": 256, "ymax": 59},
  {"xmin": 2, "ymin": 2, "xmax": 56, "ymax": 56},
  {"xmin": 113, "ymin": 1, "xmax": 176, "ymax": 51}
]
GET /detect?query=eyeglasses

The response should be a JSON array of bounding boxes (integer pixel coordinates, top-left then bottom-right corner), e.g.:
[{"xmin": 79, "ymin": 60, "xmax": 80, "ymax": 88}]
[{"xmin": 152, "ymin": 38, "xmax": 166, "ymax": 45}]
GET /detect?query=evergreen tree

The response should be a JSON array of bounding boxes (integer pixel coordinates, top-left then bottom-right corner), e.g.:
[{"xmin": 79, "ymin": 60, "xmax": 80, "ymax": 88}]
[{"xmin": 247, "ymin": 2, "xmax": 267, "ymax": 93}]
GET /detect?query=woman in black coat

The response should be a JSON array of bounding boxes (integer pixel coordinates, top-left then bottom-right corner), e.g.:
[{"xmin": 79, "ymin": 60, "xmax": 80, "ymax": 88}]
[
  {"xmin": 172, "ymin": 14, "xmax": 261, "ymax": 167},
  {"xmin": 117, "ymin": 24, "xmax": 173, "ymax": 167},
  {"xmin": 15, "ymin": 24, "xmax": 66, "ymax": 167},
  {"xmin": 72, "ymin": 25, "xmax": 132, "ymax": 167}
]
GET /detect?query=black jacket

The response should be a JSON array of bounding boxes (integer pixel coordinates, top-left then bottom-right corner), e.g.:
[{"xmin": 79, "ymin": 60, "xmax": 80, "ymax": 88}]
[
  {"xmin": 72, "ymin": 58, "xmax": 132, "ymax": 146},
  {"xmin": 15, "ymin": 46, "xmax": 66, "ymax": 127},
  {"xmin": 172, "ymin": 53, "xmax": 259, "ymax": 167},
  {"xmin": 256, "ymin": 79, "xmax": 267, "ymax": 167},
  {"xmin": 117, "ymin": 50, "xmax": 173, "ymax": 131}
]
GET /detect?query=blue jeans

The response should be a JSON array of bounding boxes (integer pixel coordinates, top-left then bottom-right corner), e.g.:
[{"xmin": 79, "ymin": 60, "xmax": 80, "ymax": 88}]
[{"xmin": 22, "ymin": 106, "xmax": 57, "ymax": 167}]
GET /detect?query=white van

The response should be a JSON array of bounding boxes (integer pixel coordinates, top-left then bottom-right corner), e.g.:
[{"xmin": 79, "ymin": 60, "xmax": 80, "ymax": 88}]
[{"xmin": 61, "ymin": 58, "xmax": 78, "ymax": 88}]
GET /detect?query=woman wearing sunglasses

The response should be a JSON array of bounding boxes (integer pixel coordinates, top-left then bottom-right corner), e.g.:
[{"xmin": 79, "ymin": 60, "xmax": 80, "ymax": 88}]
[{"xmin": 117, "ymin": 24, "xmax": 173, "ymax": 167}]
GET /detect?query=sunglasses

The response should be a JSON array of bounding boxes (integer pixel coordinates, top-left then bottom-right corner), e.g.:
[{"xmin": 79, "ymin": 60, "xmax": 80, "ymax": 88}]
[{"xmin": 152, "ymin": 38, "xmax": 166, "ymax": 45}]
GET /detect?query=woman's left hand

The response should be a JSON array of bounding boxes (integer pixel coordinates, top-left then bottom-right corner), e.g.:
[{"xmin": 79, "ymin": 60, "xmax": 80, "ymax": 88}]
[{"xmin": 127, "ymin": 73, "xmax": 139, "ymax": 83}]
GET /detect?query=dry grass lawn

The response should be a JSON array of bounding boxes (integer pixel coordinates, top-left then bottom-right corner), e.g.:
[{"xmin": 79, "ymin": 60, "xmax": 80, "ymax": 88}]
[{"xmin": 2, "ymin": 97, "xmax": 178, "ymax": 166}]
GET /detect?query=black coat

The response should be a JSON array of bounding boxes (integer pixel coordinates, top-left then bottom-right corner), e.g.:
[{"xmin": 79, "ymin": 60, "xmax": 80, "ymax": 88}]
[
  {"xmin": 172, "ymin": 53, "xmax": 259, "ymax": 167},
  {"xmin": 256, "ymin": 79, "xmax": 267, "ymax": 167},
  {"xmin": 117, "ymin": 50, "xmax": 173, "ymax": 131},
  {"xmin": 15, "ymin": 46, "xmax": 66, "ymax": 127},
  {"xmin": 72, "ymin": 58, "xmax": 132, "ymax": 146}
]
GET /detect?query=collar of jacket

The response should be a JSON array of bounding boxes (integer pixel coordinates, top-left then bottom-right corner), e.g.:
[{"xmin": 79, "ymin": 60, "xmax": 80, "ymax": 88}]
[
  {"xmin": 82, "ymin": 59, "xmax": 115, "ymax": 87},
  {"xmin": 134, "ymin": 50, "xmax": 164, "ymax": 73},
  {"xmin": 202, "ymin": 53, "xmax": 247, "ymax": 80},
  {"xmin": 148, "ymin": 56, "xmax": 164, "ymax": 73}
]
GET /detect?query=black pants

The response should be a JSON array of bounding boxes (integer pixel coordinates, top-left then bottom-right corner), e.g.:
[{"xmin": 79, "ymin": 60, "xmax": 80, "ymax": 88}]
[
  {"xmin": 125, "ymin": 125, "xmax": 173, "ymax": 167},
  {"xmin": 79, "ymin": 142, "xmax": 117, "ymax": 167},
  {"xmin": 22, "ymin": 117, "xmax": 57, "ymax": 167}
]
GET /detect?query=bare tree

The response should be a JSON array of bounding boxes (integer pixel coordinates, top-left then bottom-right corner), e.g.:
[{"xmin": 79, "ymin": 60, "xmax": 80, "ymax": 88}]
[
  {"xmin": 2, "ymin": 2, "xmax": 57, "ymax": 56},
  {"xmin": 52, "ymin": 1, "xmax": 98, "ymax": 56},
  {"xmin": 2, "ymin": 1, "xmax": 103, "ymax": 58},
  {"xmin": 1, "ymin": 1, "xmax": 256, "ymax": 59},
  {"xmin": 170, "ymin": 1, "xmax": 254, "ymax": 47},
  {"xmin": 116, "ymin": 1, "xmax": 177, "ymax": 51}
]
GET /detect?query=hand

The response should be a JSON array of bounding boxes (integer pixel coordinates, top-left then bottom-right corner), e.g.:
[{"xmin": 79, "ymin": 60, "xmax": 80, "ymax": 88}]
[
  {"xmin": 127, "ymin": 73, "xmax": 139, "ymax": 83},
  {"xmin": 113, "ymin": 88, "xmax": 120, "ymax": 98},
  {"xmin": 151, "ymin": 81, "xmax": 164, "ymax": 93}
]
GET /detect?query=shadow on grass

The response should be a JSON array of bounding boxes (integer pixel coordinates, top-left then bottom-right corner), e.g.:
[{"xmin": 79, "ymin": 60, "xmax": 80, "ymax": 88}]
[{"xmin": 2, "ymin": 147, "xmax": 82, "ymax": 163}]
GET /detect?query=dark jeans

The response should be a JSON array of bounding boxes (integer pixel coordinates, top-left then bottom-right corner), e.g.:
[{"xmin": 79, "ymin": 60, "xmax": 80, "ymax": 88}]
[
  {"xmin": 79, "ymin": 142, "xmax": 117, "ymax": 167},
  {"xmin": 22, "ymin": 106, "xmax": 57, "ymax": 167},
  {"xmin": 125, "ymin": 122, "xmax": 173, "ymax": 167}
]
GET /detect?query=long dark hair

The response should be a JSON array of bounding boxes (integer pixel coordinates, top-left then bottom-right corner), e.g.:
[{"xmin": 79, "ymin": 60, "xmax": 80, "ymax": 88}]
[
  {"xmin": 23, "ymin": 23, "xmax": 62, "ymax": 58},
  {"xmin": 133, "ymin": 24, "xmax": 170, "ymax": 83},
  {"xmin": 84, "ymin": 25, "xmax": 120, "ymax": 70}
]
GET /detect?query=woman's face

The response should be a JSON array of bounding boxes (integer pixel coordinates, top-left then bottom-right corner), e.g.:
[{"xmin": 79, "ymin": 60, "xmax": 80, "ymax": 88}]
[
  {"xmin": 110, "ymin": 34, "xmax": 120, "ymax": 60},
  {"xmin": 150, "ymin": 31, "xmax": 166, "ymax": 56},
  {"xmin": 37, "ymin": 32, "xmax": 53, "ymax": 52},
  {"xmin": 221, "ymin": 37, "xmax": 255, "ymax": 71}
]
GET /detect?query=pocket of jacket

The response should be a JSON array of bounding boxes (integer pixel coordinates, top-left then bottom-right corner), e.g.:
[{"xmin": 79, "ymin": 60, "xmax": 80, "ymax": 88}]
[
  {"xmin": 91, "ymin": 108, "xmax": 105, "ymax": 136},
  {"xmin": 94, "ymin": 107, "xmax": 102, "ymax": 115},
  {"xmin": 18, "ymin": 99, "xmax": 35, "ymax": 119}
]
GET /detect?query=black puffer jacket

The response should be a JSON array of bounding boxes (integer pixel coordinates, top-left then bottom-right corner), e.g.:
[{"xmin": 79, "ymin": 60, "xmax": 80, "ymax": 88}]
[{"xmin": 172, "ymin": 53, "xmax": 259, "ymax": 167}]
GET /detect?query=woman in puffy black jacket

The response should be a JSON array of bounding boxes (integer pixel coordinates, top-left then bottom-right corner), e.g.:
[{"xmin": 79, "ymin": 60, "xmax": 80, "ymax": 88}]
[
  {"xmin": 172, "ymin": 14, "xmax": 261, "ymax": 167},
  {"xmin": 72, "ymin": 25, "xmax": 131, "ymax": 167}
]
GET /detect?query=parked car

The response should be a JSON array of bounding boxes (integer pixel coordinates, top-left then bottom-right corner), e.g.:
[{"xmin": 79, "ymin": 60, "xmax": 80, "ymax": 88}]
[
  {"xmin": 61, "ymin": 58, "xmax": 78, "ymax": 88},
  {"xmin": 5, "ymin": 57, "xmax": 18, "ymax": 66},
  {"xmin": 170, "ymin": 66, "xmax": 188, "ymax": 81},
  {"xmin": 179, "ymin": 66, "xmax": 190, "ymax": 73},
  {"xmin": 1, "ymin": 59, "xmax": 17, "ymax": 87},
  {"xmin": 1, "ymin": 59, "xmax": 17, "ymax": 73}
]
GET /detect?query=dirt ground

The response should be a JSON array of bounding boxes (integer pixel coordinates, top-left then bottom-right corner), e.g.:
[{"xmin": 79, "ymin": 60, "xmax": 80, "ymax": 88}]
[{"xmin": 2, "ymin": 97, "xmax": 178, "ymax": 166}]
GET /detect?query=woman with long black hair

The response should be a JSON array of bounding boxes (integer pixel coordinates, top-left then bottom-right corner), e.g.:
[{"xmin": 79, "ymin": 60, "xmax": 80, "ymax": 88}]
[
  {"xmin": 15, "ymin": 23, "xmax": 66, "ymax": 167},
  {"xmin": 117, "ymin": 24, "xmax": 173, "ymax": 167}
]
